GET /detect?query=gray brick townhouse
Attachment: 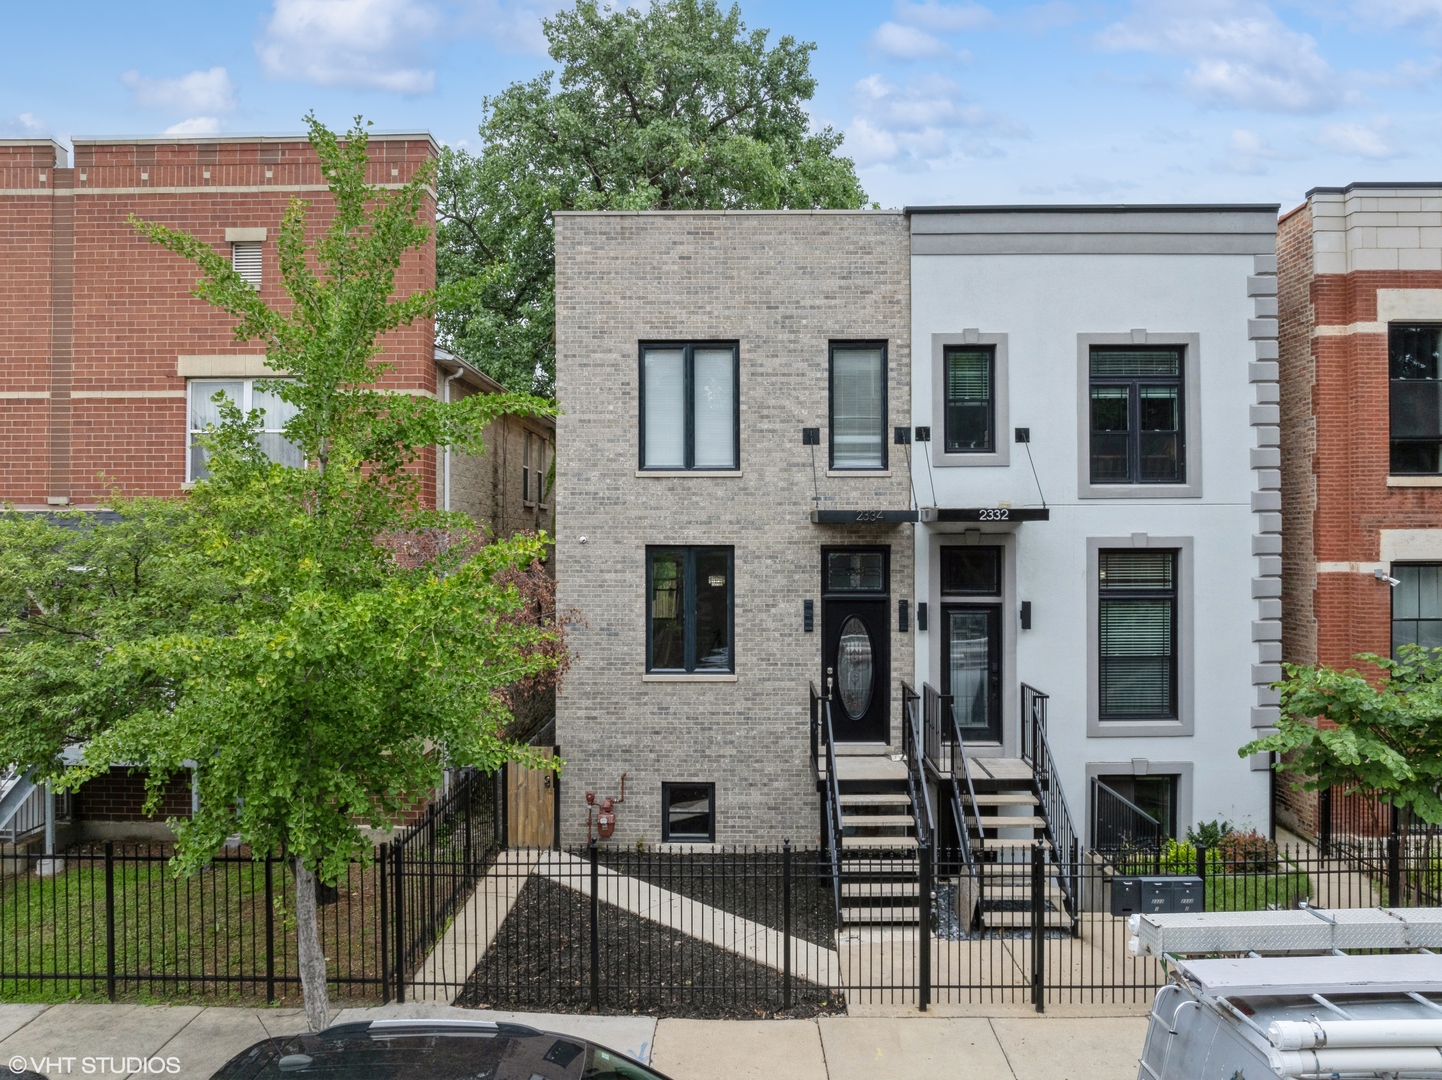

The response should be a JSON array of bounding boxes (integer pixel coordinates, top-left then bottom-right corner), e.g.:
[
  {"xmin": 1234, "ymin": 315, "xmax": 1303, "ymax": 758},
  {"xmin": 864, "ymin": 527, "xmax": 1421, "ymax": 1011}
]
[{"xmin": 553, "ymin": 210, "xmax": 915, "ymax": 847}]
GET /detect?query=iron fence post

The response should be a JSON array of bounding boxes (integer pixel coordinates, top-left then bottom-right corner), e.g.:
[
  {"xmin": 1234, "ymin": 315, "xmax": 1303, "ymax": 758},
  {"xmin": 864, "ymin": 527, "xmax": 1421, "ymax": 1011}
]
[
  {"xmin": 919, "ymin": 840, "xmax": 932, "ymax": 1012},
  {"xmin": 394, "ymin": 841, "xmax": 406, "ymax": 1004},
  {"xmin": 104, "ymin": 841, "xmax": 116, "ymax": 1002},
  {"xmin": 1389, "ymin": 803, "xmax": 1403, "ymax": 905},
  {"xmin": 783, "ymin": 840, "xmax": 793, "ymax": 1011},
  {"xmin": 589, "ymin": 838, "xmax": 600, "ymax": 1011},
  {"xmin": 265, "ymin": 854, "xmax": 276, "ymax": 1003},
  {"xmin": 379, "ymin": 843, "xmax": 389, "ymax": 1005},
  {"xmin": 1031, "ymin": 843, "xmax": 1045, "ymax": 1013},
  {"xmin": 1196, "ymin": 845, "xmax": 1208, "ymax": 913},
  {"xmin": 1319, "ymin": 786, "xmax": 1332, "ymax": 858}
]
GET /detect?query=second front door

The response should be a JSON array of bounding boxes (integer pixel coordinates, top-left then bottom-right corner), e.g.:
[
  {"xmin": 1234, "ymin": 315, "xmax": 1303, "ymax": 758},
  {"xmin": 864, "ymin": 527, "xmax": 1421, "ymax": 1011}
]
[
  {"xmin": 821, "ymin": 547, "xmax": 891, "ymax": 743},
  {"xmin": 943, "ymin": 604, "xmax": 1002, "ymax": 743}
]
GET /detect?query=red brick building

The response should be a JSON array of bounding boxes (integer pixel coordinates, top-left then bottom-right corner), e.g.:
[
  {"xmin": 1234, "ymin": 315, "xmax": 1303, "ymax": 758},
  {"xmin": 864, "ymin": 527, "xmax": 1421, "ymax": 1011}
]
[
  {"xmin": 1277, "ymin": 183, "xmax": 1442, "ymax": 835},
  {"xmin": 0, "ymin": 133, "xmax": 553, "ymax": 846}
]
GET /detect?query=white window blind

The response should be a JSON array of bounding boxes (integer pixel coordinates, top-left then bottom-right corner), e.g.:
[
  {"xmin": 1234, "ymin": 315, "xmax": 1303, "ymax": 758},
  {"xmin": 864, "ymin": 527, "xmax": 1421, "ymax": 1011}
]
[
  {"xmin": 831, "ymin": 346, "xmax": 885, "ymax": 469},
  {"xmin": 692, "ymin": 348, "xmax": 736, "ymax": 469},
  {"xmin": 643, "ymin": 348, "xmax": 686, "ymax": 468},
  {"xmin": 231, "ymin": 241, "xmax": 262, "ymax": 287}
]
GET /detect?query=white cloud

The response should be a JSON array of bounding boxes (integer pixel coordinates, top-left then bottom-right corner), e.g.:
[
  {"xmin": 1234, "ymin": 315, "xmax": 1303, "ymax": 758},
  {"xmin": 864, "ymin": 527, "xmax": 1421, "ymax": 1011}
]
[
  {"xmin": 120, "ymin": 67, "xmax": 237, "ymax": 114},
  {"xmin": 1097, "ymin": 0, "xmax": 1346, "ymax": 113},
  {"xmin": 1021, "ymin": 1, "xmax": 1085, "ymax": 32},
  {"xmin": 455, "ymin": 0, "xmax": 562, "ymax": 54},
  {"xmin": 164, "ymin": 117, "xmax": 225, "ymax": 135},
  {"xmin": 1314, "ymin": 120, "xmax": 1405, "ymax": 159},
  {"xmin": 894, "ymin": 0, "xmax": 997, "ymax": 32},
  {"xmin": 1220, "ymin": 127, "xmax": 1284, "ymax": 173},
  {"xmin": 1, "ymin": 112, "xmax": 46, "ymax": 135},
  {"xmin": 871, "ymin": 21, "xmax": 957, "ymax": 60},
  {"xmin": 257, "ymin": 0, "xmax": 442, "ymax": 93},
  {"xmin": 1358, "ymin": 0, "xmax": 1442, "ymax": 29},
  {"xmin": 849, "ymin": 73, "xmax": 1026, "ymax": 168}
]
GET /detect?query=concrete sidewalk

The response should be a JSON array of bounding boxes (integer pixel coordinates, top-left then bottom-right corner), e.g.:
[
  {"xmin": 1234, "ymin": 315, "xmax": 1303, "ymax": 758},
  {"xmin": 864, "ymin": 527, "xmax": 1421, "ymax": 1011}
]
[{"xmin": 0, "ymin": 1002, "xmax": 1146, "ymax": 1080}]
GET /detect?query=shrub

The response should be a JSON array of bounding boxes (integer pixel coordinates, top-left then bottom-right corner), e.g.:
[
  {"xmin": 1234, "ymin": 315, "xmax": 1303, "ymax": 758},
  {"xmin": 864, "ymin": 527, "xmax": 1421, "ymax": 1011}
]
[
  {"xmin": 1215, "ymin": 829, "xmax": 1278, "ymax": 871},
  {"xmin": 1186, "ymin": 819, "xmax": 1234, "ymax": 848}
]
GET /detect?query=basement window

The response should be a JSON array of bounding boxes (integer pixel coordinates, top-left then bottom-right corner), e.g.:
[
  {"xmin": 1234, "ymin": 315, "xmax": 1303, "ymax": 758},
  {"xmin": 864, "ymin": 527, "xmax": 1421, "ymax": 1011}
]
[
  {"xmin": 231, "ymin": 241, "xmax": 262, "ymax": 287},
  {"xmin": 662, "ymin": 783, "xmax": 715, "ymax": 843}
]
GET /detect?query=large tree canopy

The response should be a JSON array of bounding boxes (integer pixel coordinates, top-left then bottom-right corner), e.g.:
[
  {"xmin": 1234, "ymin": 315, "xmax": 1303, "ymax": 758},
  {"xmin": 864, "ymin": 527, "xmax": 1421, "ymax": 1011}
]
[{"xmin": 437, "ymin": 0, "xmax": 869, "ymax": 394}]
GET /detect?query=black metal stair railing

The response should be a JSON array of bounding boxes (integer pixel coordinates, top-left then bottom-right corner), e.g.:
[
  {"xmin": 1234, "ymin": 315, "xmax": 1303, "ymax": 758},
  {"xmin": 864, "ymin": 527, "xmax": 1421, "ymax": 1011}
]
[
  {"xmin": 918, "ymin": 682, "xmax": 980, "ymax": 916},
  {"xmin": 810, "ymin": 681, "xmax": 845, "ymax": 924},
  {"xmin": 900, "ymin": 683, "xmax": 935, "ymax": 848},
  {"xmin": 1019, "ymin": 683, "xmax": 1080, "ymax": 920},
  {"xmin": 1091, "ymin": 777, "xmax": 1164, "ymax": 868}
]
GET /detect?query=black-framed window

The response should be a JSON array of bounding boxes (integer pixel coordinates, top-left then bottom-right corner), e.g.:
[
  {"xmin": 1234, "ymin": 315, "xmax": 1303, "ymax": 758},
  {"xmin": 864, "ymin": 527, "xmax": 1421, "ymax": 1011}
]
[
  {"xmin": 662, "ymin": 782, "xmax": 715, "ymax": 843},
  {"xmin": 1098, "ymin": 549, "xmax": 1178, "ymax": 720},
  {"xmin": 944, "ymin": 345, "xmax": 994, "ymax": 454},
  {"xmin": 1390, "ymin": 325, "xmax": 1442, "ymax": 474},
  {"xmin": 1393, "ymin": 562, "xmax": 1442, "ymax": 655},
  {"xmin": 824, "ymin": 550, "xmax": 887, "ymax": 593},
  {"xmin": 1096, "ymin": 774, "xmax": 1178, "ymax": 839},
  {"xmin": 829, "ymin": 342, "xmax": 887, "ymax": 470},
  {"xmin": 1089, "ymin": 347, "xmax": 1184, "ymax": 485},
  {"xmin": 640, "ymin": 342, "xmax": 739, "ymax": 470},
  {"xmin": 941, "ymin": 546, "xmax": 1002, "ymax": 596},
  {"xmin": 646, "ymin": 546, "xmax": 734, "ymax": 673}
]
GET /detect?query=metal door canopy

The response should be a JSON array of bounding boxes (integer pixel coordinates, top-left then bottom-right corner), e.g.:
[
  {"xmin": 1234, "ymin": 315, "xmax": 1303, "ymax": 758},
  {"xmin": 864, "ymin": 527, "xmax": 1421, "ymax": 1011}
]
[{"xmin": 1129, "ymin": 906, "xmax": 1442, "ymax": 958}]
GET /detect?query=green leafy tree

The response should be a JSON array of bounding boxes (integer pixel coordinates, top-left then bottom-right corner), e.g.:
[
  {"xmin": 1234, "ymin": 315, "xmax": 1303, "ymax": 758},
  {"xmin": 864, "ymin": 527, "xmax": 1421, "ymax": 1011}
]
[
  {"xmin": 1242, "ymin": 646, "xmax": 1442, "ymax": 824},
  {"xmin": 2, "ymin": 116, "xmax": 560, "ymax": 1031},
  {"xmin": 437, "ymin": 0, "xmax": 870, "ymax": 394}
]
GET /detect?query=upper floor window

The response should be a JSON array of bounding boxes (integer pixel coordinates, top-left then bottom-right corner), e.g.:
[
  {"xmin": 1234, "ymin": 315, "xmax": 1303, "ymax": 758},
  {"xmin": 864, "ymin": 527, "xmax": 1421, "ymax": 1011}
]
[
  {"xmin": 1098, "ymin": 549, "xmax": 1177, "ymax": 721},
  {"xmin": 1392, "ymin": 562, "xmax": 1442, "ymax": 655},
  {"xmin": 830, "ymin": 343, "xmax": 887, "ymax": 470},
  {"xmin": 231, "ymin": 241, "xmax": 262, "ymax": 287},
  {"xmin": 1390, "ymin": 325, "xmax": 1442, "ymax": 474},
  {"xmin": 188, "ymin": 379, "xmax": 300, "ymax": 482},
  {"xmin": 1089, "ymin": 347, "xmax": 1184, "ymax": 485},
  {"xmin": 647, "ymin": 546, "xmax": 734, "ymax": 673},
  {"xmin": 640, "ymin": 343, "xmax": 738, "ymax": 470},
  {"xmin": 943, "ymin": 345, "xmax": 994, "ymax": 454}
]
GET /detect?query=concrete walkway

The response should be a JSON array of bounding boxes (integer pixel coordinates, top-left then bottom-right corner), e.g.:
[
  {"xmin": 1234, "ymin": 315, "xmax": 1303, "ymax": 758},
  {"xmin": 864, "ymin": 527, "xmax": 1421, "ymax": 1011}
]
[{"xmin": 0, "ymin": 1001, "xmax": 1147, "ymax": 1080}]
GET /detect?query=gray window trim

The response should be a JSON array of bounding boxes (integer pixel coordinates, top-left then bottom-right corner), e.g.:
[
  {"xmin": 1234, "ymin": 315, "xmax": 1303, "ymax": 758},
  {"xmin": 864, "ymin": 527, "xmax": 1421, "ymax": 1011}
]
[
  {"xmin": 1076, "ymin": 332, "xmax": 1202, "ymax": 499},
  {"xmin": 1084, "ymin": 760, "xmax": 1194, "ymax": 848},
  {"xmin": 1086, "ymin": 535, "xmax": 1194, "ymax": 738},
  {"xmin": 930, "ymin": 331, "xmax": 1009, "ymax": 468}
]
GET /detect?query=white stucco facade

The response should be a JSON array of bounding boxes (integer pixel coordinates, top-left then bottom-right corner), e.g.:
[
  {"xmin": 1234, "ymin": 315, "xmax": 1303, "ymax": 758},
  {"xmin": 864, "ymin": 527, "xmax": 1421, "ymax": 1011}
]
[{"xmin": 908, "ymin": 207, "xmax": 1281, "ymax": 839}]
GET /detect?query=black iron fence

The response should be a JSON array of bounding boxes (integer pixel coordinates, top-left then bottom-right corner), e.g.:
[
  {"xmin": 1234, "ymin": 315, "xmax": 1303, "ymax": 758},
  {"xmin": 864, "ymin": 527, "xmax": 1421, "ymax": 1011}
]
[{"xmin": 3, "ymin": 799, "xmax": 1440, "ymax": 1014}]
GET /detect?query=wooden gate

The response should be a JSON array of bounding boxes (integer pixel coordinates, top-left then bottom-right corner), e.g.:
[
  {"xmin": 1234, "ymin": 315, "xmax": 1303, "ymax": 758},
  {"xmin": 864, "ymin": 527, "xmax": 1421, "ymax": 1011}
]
[{"xmin": 507, "ymin": 746, "xmax": 557, "ymax": 847}]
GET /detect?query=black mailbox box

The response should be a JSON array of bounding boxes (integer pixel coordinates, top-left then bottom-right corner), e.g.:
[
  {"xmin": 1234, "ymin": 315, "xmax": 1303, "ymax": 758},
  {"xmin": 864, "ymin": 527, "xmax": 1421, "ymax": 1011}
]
[{"xmin": 1110, "ymin": 875, "xmax": 1205, "ymax": 917}]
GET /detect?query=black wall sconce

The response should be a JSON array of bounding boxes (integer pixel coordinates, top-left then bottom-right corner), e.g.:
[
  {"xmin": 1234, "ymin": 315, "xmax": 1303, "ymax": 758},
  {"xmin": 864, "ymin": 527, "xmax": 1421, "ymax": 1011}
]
[
  {"xmin": 1020, "ymin": 600, "xmax": 1032, "ymax": 630},
  {"xmin": 898, "ymin": 599, "xmax": 909, "ymax": 632},
  {"xmin": 803, "ymin": 598, "xmax": 814, "ymax": 632},
  {"xmin": 916, "ymin": 602, "xmax": 928, "ymax": 632}
]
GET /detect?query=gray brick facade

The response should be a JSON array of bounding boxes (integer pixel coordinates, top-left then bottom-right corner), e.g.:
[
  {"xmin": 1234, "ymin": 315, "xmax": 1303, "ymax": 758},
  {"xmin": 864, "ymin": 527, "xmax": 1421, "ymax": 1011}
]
[{"xmin": 554, "ymin": 211, "xmax": 913, "ymax": 846}]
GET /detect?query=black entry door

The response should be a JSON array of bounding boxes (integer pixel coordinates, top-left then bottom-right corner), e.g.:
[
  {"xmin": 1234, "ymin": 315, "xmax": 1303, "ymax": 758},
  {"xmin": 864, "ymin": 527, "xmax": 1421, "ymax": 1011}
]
[
  {"xmin": 942, "ymin": 605, "xmax": 1002, "ymax": 743},
  {"xmin": 821, "ymin": 548, "xmax": 890, "ymax": 743}
]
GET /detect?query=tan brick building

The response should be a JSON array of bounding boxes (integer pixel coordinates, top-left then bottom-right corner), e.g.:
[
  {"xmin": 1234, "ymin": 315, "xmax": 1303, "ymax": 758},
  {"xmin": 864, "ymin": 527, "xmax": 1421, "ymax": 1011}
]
[{"xmin": 1278, "ymin": 183, "xmax": 1442, "ymax": 836}]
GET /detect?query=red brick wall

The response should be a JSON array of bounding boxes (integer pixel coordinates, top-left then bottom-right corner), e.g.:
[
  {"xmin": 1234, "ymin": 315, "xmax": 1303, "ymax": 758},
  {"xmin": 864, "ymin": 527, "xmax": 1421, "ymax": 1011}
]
[
  {"xmin": 72, "ymin": 767, "xmax": 193, "ymax": 822},
  {"xmin": 1278, "ymin": 204, "xmax": 1318, "ymax": 667},
  {"xmin": 0, "ymin": 135, "xmax": 438, "ymax": 508}
]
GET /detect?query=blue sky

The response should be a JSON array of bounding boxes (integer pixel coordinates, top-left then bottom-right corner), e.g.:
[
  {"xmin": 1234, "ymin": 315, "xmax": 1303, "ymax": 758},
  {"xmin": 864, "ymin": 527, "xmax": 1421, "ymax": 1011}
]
[{"xmin": 5, "ymin": 0, "xmax": 1442, "ymax": 211}]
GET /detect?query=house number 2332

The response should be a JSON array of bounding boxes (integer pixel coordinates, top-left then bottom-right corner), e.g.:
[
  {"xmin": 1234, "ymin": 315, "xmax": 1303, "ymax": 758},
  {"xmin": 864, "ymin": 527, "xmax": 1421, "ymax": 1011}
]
[{"xmin": 978, "ymin": 508, "xmax": 1010, "ymax": 521}]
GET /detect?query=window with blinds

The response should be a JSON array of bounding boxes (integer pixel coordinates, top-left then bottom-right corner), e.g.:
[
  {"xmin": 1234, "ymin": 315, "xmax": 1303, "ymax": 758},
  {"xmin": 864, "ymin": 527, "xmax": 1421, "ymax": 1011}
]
[
  {"xmin": 830, "ymin": 343, "xmax": 886, "ymax": 470},
  {"xmin": 1389, "ymin": 325, "xmax": 1442, "ymax": 474},
  {"xmin": 1392, "ymin": 562, "xmax": 1442, "ymax": 655},
  {"xmin": 1098, "ymin": 549, "xmax": 1177, "ymax": 720},
  {"xmin": 231, "ymin": 241, "xmax": 262, "ymax": 287},
  {"xmin": 640, "ymin": 343, "xmax": 738, "ymax": 470},
  {"xmin": 1089, "ymin": 346, "xmax": 1183, "ymax": 484},
  {"xmin": 944, "ymin": 346, "xmax": 994, "ymax": 453}
]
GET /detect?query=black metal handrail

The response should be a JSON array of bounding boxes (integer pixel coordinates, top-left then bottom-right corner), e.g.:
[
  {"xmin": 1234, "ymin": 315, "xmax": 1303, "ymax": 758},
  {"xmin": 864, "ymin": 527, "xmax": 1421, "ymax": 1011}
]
[
  {"xmin": 811, "ymin": 681, "xmax": 845, "ymax": 923},
  {"xmin": 1090, "ymin": 777, "xmax": 1163, "ymax": 859},
  {"xmin": 900, "ymin": 683, "xmax": 935, "ymax": 847},
  {"xmin": 1019, "ymin": 683, "xmax": 1079, "ymax": 919}
]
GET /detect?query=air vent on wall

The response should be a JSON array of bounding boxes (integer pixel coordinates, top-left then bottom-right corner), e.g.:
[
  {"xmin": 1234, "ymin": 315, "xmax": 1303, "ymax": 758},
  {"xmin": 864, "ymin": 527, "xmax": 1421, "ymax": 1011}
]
[{"xmin": 231, "ymin": 241, "xmax": 262, "ymax": 287}]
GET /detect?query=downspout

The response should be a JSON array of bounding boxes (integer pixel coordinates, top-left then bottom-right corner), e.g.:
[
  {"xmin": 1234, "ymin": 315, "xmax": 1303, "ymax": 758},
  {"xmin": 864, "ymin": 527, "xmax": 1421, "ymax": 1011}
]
[{"xmin": 442, "ymin": 367, "xmax": 464, "ymax": 512}]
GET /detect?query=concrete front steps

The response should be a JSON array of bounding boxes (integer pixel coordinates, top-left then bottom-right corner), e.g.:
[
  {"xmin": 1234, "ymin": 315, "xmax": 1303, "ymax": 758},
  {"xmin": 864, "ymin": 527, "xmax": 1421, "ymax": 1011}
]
[{"xmin": 826, "ymin": 755, "xmax": 923, "ymax": 928}]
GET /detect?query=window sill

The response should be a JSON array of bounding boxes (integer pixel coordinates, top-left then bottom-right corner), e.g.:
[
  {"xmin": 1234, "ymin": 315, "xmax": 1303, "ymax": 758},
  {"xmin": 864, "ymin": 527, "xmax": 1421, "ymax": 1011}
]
[
  {"xmin": 1078, "ymin": 484, "xmax": 1199, "ymax": 500},
  {"xmin": 826, "ymin": 469, "xmax": 892, "ymax": 477},
  {"xmin": 1387, "ymin": 475, "xmax": 1442, "ymax": 487},
  {"xmin": 635, "ymin": 470, "xmax": 742, "ymax": 477},
  {"xmin": 642, "ymin": 673, "xmax": 738, "ymax": 682},
  {"xmin": 1088, "ymin": 718, "xmax": 1189, "ymax": 738}
]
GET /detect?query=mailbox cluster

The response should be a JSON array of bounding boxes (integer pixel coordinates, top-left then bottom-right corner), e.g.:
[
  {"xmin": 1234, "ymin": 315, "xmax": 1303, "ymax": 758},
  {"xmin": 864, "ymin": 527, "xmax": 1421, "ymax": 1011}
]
[{"xmin": 1110, "ymin": 875, "xmax": 1204, "ymax": 917}]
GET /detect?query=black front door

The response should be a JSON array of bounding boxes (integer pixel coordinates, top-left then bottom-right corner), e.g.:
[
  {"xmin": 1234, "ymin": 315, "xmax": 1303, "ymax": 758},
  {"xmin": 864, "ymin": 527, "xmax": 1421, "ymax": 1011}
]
[
  {"xmin": 942, "ymin": 604, "xmax": 1002, "ymax": 743},
  {"xmin": 821, "ymin": 547, "xmax": 890, "ymax": 743}
]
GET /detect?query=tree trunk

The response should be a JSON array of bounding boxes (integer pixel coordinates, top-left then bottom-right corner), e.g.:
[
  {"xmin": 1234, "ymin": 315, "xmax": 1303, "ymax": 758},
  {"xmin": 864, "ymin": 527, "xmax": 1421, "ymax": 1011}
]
[{"xmin": 293, "ymin": 856, "xmax": 332, "ymax": 1032}]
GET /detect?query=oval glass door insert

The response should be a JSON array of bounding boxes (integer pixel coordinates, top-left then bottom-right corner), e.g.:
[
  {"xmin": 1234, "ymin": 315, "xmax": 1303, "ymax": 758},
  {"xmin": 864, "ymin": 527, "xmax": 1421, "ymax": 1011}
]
[{"xmin": 837, "ymin": 615, "xmax": 875, "ymax": 720}]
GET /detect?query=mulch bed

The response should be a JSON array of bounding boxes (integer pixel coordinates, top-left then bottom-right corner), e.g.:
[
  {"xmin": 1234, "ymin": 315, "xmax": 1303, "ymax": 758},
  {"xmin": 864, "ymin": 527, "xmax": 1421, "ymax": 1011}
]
[{"xmin": 457, "ymin": 875, "xmax": 843, "ymax": 1019}]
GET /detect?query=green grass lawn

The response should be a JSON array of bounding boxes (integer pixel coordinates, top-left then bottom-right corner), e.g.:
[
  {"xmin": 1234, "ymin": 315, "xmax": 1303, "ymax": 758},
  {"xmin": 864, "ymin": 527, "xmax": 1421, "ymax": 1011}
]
[
  {"xmin": 1206, "ymin": 870, "xmax": 1313, "ymax": 912},
  {"xmin": 0, "ymin": 849, "xmax": 382, "ymax": 1004}
]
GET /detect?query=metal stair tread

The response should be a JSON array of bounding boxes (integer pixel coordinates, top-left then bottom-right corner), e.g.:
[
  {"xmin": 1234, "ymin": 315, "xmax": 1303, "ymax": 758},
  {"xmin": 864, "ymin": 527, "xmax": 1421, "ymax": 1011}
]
[
  {"xmin": 841, "ymin": 835, "xmax": 918, "ymax": 849},
  {"xmin": 982, "ymin": 910, "xmax": 1074, "ymax": 928},
  {"xmin": 841, "ymin": 881, "xmax": 920, "ymax": 897},
  {"xmin": 966, "ymin": 816, "xmax": 1048, "ymax": 829},
  {"xmin": 978, "ymin": 838, "xmax": 1052, "ymax": 849},
  {"xmin": 842, "ymin": 814, "xmax": 915, "ymax": 828},
  {"xmin": 842, "ymin": 905, "xmax": 921, "ymax": 923},
  {"xmin": 838, "ymin": 793, "xmax": 912, "ymax": 806},
  {"xmin": 971, "ymin": 793, "xmax": 1039, "ymax": 805}
]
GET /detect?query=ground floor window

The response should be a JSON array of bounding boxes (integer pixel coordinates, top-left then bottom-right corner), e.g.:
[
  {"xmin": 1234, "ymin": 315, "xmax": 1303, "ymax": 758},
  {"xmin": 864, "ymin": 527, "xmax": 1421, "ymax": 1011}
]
[
  {"xmin": 646, "ymin": 546, "xmax": 734, "ymax": 673},
  {"xmin": 1392, "ymin": 562, "xmax": 1442, "ymax": 656},
  {"xmin": 662, "ymin": 783, "xmax": 715, "ymax": 842},
  {"xmin": 188, "ymin": 378, "xmax": 300, "ymax": 482},
  {"xmin": 1094, "ymin": 773, "xmax": 1177, "ymax": 842}
]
